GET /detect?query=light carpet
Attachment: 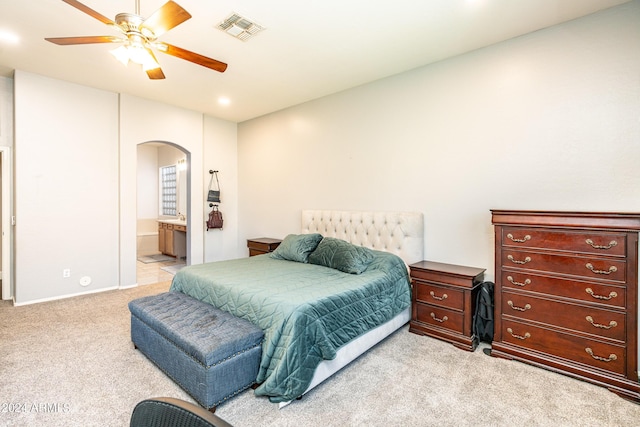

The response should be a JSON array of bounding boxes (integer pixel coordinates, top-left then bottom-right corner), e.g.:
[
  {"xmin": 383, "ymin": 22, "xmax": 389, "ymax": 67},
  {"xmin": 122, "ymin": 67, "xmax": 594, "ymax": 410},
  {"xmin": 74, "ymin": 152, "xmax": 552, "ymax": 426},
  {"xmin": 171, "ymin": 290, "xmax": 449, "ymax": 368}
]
[{"xmin": 1, "ymin": 282, "xmax": 640, "ymax": 427}]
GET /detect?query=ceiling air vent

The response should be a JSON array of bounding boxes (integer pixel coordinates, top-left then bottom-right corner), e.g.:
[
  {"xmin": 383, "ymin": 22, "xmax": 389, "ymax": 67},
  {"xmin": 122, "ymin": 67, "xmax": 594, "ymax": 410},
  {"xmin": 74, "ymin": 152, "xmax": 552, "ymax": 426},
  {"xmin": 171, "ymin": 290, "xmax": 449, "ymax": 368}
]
[{"xmin": 216, "ymin": 13, "xmax": 264, "ymax": 41}]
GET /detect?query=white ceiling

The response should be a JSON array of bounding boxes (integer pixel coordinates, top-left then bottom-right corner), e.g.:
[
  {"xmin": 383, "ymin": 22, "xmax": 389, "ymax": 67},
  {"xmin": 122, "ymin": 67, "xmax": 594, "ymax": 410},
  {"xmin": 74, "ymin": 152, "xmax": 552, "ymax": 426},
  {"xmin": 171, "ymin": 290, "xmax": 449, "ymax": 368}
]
[{"xmin": 0, "ymin": 0, "xmax": 631, "ymax": 122}]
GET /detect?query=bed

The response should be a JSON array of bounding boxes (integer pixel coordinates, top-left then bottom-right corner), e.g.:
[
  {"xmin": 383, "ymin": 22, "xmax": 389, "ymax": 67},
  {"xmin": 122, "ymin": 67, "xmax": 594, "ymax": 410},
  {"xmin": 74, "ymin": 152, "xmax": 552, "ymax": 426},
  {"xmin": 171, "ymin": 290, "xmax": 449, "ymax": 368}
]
[{"xmin": 170, "ymin": 210, "xmax": 424, "ymax": 405}]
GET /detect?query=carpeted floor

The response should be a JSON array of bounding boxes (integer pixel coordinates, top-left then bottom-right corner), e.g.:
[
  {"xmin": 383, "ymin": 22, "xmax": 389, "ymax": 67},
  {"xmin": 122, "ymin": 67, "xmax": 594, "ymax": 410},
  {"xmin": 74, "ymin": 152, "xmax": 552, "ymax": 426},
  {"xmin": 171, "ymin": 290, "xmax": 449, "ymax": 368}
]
[{"xmin": 1, "ymin": 283, "xmax": 640, "ymax": 426}]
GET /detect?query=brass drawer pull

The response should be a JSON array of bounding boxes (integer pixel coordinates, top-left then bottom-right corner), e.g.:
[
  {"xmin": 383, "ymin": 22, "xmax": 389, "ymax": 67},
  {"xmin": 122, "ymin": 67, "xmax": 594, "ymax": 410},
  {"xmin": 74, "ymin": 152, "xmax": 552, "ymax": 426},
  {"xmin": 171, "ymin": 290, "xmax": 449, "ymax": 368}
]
[
  {"xmin": 429, "ymin": 291, "xmax": 448, "ymax": 301},
  {"xmin": 585, "ymin": 347, "xmax": 617, "ymax": 362},
  {"xmin": 585, "ymin": 263, "xmax": 617, "ymax": 275},
  {"xmin": 585, "ymin": 239, "xmax": 618, "ymax": 250},
  {"xmin": 585, "ymin": 288, "xmax": 618, "ymax": 300},
  {"xmin": 507, "ymin": 233, "xmax": 531, "ymax": 243},
  {"xmin": 586, "ymin": 316, "xmax": 617, "ymax": 329},
  {"xmin": 430, "ymin": 312, "xmax": 448, "ymax": 323},
  {"xmin": 507, "ymin": 327, "xmax": 531, "ymax": 340},
  {"xmin": 507, "ymin": 255, "xmax": 531, "ymax": 265},
  {"xmin": 507, "ymin": 276, "xmax": 531, "ymax": 287},
  {"xmin": 507, "ymin": 300, "xmax": 531, "ymax": 312}
]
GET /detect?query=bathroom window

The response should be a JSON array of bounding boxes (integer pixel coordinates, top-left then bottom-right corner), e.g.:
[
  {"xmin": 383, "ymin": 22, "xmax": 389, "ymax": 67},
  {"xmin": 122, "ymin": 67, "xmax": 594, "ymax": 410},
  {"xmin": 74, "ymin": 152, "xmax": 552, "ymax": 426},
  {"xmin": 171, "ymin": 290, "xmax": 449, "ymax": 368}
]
[{"xmin": 160, "ymin": 165, "xmax": 177, "ymax": 216}]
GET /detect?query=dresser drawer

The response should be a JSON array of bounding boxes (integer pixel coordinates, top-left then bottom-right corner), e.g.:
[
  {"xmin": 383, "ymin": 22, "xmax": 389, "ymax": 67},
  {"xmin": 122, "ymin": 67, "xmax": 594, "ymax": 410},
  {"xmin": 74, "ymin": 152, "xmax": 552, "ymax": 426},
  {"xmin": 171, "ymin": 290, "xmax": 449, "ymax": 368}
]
[
  {"xmin": 414, "ymin": 281, "xmax": 464, "ymax": 311},
  {"xmin": 501, "ymin": 227, "xmax": 627, "ymax": 257},
  {"xmin": 501, "ymin": 292, "xmax": 626, "ymax": 341},
  {"xmin": 501, "ymin": 271, "xmax": 626, "ymax": 309},
  {"xmin": 501, "ymin": 250, "xmax": 627, "ymax": 283},
  {"xmin": 415, "ymin": 304, "xmax": 464, "ymax": 334},
  {"xmin": 501, "ymin": 319, "xmax": 626, "ymax": 376}
]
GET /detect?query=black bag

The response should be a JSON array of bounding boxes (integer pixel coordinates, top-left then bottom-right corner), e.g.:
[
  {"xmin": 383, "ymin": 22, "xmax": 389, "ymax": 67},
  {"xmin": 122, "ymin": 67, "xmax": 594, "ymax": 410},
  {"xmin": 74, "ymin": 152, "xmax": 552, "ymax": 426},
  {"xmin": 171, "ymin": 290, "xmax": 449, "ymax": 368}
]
[
  {"xmin": 207, "ymin": 170, "xmax": 221, "ymax": 203},
  {"xmin": 473, "ymin": 281, "xmax": 494, "ymax": 343},
  {"xmin": 206, "ymin": 205, "xmax": 223, "ymax": 230}
]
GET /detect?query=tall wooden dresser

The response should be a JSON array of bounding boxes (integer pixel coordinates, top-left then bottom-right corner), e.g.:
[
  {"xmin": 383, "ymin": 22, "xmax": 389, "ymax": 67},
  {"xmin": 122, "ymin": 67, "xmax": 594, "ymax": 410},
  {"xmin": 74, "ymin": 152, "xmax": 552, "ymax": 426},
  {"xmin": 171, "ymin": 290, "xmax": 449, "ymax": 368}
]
[{"xmin": 491, "ymin": 210, "xmax": 640, "ymax": 402}]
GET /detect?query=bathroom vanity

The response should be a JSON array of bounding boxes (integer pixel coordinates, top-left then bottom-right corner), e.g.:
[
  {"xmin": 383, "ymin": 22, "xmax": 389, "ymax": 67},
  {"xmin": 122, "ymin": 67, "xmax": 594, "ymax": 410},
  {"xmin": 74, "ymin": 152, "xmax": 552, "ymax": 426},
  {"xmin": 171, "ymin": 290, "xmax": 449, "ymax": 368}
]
[{"xmin": 158, "ymin": 220, "xmax": 187, "ymax": 259}]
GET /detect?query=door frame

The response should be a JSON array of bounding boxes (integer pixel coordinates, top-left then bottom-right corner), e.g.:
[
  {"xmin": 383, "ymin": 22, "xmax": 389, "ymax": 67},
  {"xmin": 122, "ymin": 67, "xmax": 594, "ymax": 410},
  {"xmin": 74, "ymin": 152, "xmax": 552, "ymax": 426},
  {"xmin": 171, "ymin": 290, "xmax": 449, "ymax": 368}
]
[{"xmin": 1, "ymin": 146, "xmax": 13, "ymax": 300}]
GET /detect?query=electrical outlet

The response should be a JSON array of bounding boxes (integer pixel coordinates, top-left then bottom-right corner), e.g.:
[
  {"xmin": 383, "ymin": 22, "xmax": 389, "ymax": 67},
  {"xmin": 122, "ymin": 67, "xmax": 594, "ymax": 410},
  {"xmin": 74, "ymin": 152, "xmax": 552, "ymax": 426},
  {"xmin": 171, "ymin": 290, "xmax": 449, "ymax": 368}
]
[{"xmin": 63, "ymin": 269, "xmax": 71, "ymax": 278}]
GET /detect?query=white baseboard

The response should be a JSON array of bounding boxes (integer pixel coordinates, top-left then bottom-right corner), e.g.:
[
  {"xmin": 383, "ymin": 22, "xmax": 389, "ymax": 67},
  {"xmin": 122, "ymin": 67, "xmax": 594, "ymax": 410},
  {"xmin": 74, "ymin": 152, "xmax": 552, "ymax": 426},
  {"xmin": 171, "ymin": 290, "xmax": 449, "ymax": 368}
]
[{"xmin": 13, "ymin": 285, "xmax": 119, "ymax": 306}]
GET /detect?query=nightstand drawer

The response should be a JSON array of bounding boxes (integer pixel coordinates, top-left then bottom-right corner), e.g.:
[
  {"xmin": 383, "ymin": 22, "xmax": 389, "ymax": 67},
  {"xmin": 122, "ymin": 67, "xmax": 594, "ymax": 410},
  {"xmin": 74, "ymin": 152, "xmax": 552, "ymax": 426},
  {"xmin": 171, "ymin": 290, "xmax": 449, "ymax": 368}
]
[
  {"xmin": 414, "ymin": 281, "xmax": 464, "ymax": 311},
  {"xmin": 415, "ymin": 304, "xmax": 464, "ymax": 334},
  {"xmin": 247, "ymin": 238, "xmax": 282, "ymax": 256}
]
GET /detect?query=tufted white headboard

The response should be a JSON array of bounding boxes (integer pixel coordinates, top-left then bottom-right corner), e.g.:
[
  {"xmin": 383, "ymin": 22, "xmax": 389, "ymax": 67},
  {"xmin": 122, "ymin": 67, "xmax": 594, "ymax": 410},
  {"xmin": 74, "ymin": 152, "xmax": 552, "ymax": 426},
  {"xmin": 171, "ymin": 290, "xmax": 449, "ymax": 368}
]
[{"xmin": 301, "ymin": 210, "xmax": 424, "ymax": 265}]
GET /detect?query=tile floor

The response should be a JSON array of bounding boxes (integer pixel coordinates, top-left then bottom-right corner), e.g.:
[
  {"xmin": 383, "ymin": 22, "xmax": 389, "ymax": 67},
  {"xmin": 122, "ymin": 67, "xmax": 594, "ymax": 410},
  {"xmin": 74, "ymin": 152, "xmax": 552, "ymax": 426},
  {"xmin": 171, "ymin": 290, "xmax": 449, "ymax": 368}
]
[{"xmin": 136, "ymin": 254, "xmax": 186, "ymax": 286}]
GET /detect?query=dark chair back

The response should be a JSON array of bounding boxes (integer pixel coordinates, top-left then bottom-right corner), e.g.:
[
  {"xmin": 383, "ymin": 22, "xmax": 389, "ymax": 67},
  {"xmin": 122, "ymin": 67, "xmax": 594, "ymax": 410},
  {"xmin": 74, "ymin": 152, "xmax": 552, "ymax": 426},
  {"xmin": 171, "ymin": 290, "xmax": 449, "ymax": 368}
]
[{"xmin": 130, "ymin": 397, "xmax": 233, "ymax": 427}]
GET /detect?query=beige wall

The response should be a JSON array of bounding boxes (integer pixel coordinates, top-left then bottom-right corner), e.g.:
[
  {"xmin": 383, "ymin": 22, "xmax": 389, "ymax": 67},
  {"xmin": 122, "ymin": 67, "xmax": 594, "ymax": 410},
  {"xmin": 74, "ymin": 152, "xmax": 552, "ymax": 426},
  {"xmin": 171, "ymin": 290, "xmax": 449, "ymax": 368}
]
[
  {"xmin": 237, "ymin": 2, "xmax": 640, "ymax": 280},
  {"xmin": 14, "ymin": 71, "xmax": 120, "ymax": 303}
]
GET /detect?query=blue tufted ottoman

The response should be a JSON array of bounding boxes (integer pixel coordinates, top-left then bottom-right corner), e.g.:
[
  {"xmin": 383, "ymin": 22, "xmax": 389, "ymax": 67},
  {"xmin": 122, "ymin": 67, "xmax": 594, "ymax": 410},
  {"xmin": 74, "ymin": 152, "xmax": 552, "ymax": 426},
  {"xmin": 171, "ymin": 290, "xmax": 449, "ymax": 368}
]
[{"xmin": 128, "ymin": 292, "xmax": 264, "ymax": 411}]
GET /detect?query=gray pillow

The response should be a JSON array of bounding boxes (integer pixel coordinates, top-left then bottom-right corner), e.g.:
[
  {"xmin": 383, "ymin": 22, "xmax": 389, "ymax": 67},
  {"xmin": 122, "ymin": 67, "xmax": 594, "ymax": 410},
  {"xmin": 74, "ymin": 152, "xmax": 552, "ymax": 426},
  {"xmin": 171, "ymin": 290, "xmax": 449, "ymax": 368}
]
[
  {"xmin": 308, "ymin": 237, "xmax": 375, "ymax": 274},
  {"xmin": 269, "ymin": 233, "xmax": 323, "ymax": 263}
]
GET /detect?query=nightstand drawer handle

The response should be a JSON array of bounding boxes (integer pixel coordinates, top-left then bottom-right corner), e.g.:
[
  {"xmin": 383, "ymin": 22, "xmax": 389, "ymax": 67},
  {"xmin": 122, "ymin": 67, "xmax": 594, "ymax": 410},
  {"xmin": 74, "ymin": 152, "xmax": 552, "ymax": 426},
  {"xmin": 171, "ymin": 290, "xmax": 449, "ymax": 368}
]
[
  {"xmin": 430, "ymin": 312, "xmax": 448, "ymax": 323},
  {"xmin": 585, "ymin": 316, "xmax": 617, "ymax": 329},
  {"xmin": 507, "ymin": 255, "xmax": 531, "ymax": 265},
  {"xmin": 507, "ymin": 328, "xmax": 530, "ymax": 340},
  {"xmin": 429, "ymin": 291, "xmax": 448, "ymax": 301},
  {"xmin": 507, "ymin": 233, "xmax": 531, "ymax": 243},
  {"xmin": 507, "ymin": 300, "xmax": 531, "ymax": 312},
  {"xmin": 507, "ymin": 276, "xmax": 531, "ymax": 287},
  {"xmin": 585, "ymin": 288, "xmax": 618, "ymax": 300},
  {"xmin": 585, "ymin": 239, "xmax": 618, "ymax": 250},
  {"xmin": 585, "ymin": 347, "xmax": 617, "ymax": 362},
  {"xmin": 585, "ymin": 263, "xmax": 617, "ymax": 275}
]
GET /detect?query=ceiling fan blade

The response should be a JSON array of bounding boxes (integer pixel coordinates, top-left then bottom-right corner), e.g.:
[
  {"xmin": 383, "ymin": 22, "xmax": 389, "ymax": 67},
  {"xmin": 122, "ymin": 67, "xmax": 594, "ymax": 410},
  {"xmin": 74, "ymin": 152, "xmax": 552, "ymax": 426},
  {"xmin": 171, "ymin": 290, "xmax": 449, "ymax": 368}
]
[
  {"xmin": 146, "ymin": 68, "xmax": 166, "ymax": 80},
  {"xmin": 45, "ymin": 36, "xmax": 122, "ymax": 45},
  {"xmin": 62, "ymin": 0, "xmax": 114, "ymax": 25},
  {"xmin": 142, "ymin": 1, "xmax": 192, "ymax": 38},
  {"xmin": 155, "ymin": 43, "xmax": 228, "ymax": 73},
  {"xmin": 144, "ymin": 49, "xmax": 165, "ymax": 80}
]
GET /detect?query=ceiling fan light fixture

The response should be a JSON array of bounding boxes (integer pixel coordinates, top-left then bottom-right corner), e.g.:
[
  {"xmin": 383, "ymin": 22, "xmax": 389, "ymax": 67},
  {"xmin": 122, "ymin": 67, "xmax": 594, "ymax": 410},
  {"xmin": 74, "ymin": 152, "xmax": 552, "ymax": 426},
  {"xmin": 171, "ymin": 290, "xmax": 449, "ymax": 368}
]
[
  {"xmin": 110, "ymin": 43, "xmax": 160, "ymax": 71},
  {"xmin": 110, "ymin": 45, "xmax": 131, "ymax": 66}
]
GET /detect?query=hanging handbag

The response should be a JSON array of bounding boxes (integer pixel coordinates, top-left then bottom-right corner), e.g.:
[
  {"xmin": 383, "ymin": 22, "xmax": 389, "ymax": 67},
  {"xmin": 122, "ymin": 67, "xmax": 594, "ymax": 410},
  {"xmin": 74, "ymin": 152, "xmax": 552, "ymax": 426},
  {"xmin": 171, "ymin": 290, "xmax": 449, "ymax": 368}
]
[
  {"xmin": 207, "ymin": 170, "xmax": 221, "ymax": 203},
  {"xmin": 207, "ymin": 205, "xmax": 223, "ymax": 230}
]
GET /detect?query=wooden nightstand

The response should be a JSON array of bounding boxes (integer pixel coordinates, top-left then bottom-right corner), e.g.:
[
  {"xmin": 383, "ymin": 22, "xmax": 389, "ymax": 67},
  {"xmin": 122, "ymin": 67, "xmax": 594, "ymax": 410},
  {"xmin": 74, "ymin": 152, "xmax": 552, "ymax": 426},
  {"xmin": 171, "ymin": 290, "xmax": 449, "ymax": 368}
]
[
  {"xmin": 409, "ymin": 260, "xmax": 486, "ymax": 351},
  {"xmin": 247, "ymin": 238, "xmax": 282, "ymax": 256}
]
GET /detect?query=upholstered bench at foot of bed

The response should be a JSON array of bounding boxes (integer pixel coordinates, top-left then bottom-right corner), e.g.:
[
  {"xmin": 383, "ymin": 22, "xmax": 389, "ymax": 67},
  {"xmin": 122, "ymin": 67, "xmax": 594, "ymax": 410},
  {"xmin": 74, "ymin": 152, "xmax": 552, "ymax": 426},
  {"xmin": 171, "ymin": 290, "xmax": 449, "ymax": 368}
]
[{"xmin": 128, "ymin": 291, "xmax": 264, "ymax": 411}]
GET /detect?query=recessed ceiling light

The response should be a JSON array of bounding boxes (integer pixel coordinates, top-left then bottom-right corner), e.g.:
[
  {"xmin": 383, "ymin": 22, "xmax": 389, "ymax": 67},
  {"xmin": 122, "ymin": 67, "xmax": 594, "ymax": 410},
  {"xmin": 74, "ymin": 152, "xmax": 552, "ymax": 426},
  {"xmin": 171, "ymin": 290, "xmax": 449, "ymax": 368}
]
[
  {"xmin": 0, "ymin": 30, "xmax": 19, "ymax": 44},
  {"xmin": 218, "ymin": 97, "xmax": 231, "ymax": 106}
]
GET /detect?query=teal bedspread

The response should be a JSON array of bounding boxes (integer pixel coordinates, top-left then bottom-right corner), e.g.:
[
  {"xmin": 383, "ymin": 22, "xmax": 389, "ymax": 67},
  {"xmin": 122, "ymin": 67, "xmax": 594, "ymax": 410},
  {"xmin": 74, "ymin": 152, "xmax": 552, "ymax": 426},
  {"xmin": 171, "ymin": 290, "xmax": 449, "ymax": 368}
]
[{"xmin": 169, "ymin": 251, "xmax": 411, "ymax": 403}]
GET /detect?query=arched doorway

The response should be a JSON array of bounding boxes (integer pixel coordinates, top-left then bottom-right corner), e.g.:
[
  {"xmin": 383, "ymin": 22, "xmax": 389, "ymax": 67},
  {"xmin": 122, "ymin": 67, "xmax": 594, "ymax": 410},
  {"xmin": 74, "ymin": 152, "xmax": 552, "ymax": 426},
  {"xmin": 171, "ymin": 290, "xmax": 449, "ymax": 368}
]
[{"xmin": 136, "ymin": 141, "xmax": 191, "ymax": 285}]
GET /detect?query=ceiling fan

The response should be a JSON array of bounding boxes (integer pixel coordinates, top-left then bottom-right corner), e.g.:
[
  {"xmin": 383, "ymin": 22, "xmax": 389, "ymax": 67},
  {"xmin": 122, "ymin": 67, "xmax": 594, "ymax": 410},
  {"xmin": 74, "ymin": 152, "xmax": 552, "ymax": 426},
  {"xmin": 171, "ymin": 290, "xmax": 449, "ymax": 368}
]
[{"xmin": 45, "ymin": 0, "xmax": 227, "ymax": 79}]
